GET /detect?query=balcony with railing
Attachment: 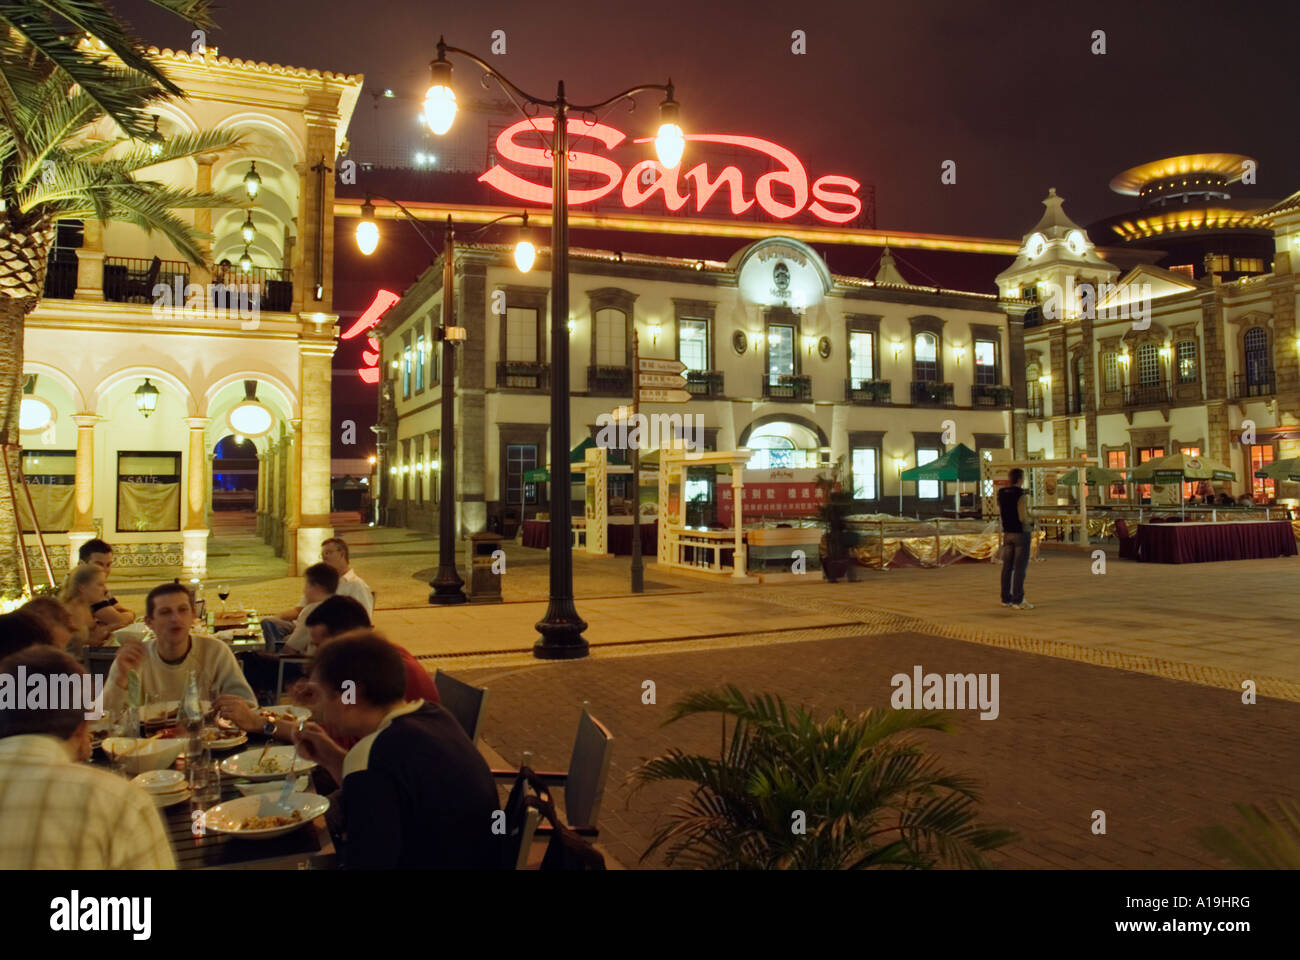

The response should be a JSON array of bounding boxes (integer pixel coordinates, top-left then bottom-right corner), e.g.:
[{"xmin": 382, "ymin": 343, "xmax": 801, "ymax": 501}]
[
  {"xmin": 43, "ymin": 254, "xmax": 78, "ymax": 299},
  {"xmin": 1124, "ymin": 379, "xmax": 1171, "ymax": 407},
  {"xmin": 762, "ymin": 374, "xmax": 813, "ymax": 401},
  {"xmin": 235, "ymin": 265, "xmax": 294, "ymax": 313},
  {"xmin": 971, "ymin": 383, "xmax": 1013, "ymax": 408},
  {"xmin": 1066, "ymin": 393, "xmax": 1085, "ymax": 414},
  {"xmin": 846, "ymin": 378, "xmax": 892, "ymax": 404},
  {"xmin": 910, "ymin": 381, "xmax": 955, "ymax": 407},
  {"xmin": 685, "ymin": 370, "xmax": 725, "ymax": 397},
  {"xmin": 1232, "ymin": 371, "xmax": 1275, "ymax": 399},
  {"xmin": 586, "ymin": 365, "xmax": 632, "ymax": 396},
  {"xmin": 497, "ymin": 361, "xmax": 550, "ymax": 390},
  {"xmin": 103, "ymin": 256, "xmax": 190, "ymax": 304}
]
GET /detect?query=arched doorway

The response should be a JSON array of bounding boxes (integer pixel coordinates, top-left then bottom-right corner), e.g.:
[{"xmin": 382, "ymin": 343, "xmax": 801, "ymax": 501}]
[
  {"xmin": 212, "ymin": 435, "xmax": 259, "ymax": 528},
  {"xmin": 741, "ymin": 420, "xmax": 825, "ymax": 470}
]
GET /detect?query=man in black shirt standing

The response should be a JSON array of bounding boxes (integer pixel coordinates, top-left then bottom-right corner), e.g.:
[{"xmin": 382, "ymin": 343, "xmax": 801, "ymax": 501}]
[
  {"xmin": 292, "ymin": 631, "xmax": 503, "ymax": 869},
  {"xmin": 997, "ymin": 468, "xmax": 1034, "ymax": 610}
]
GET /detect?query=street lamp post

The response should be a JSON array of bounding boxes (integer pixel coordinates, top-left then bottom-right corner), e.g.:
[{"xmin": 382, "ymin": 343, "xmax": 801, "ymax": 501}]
[
  {"xmin": 426, "ymin": 37, "xmax": 682, "ymax": 659},
  {"xmin": 356, "ymin": 196, "xmax": 532, "ymax": 605}
]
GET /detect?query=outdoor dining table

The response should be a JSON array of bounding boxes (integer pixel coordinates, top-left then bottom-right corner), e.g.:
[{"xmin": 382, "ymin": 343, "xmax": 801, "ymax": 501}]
[
  {"xmin": 1135, "ymin": 519, "xmax": 1298, "ymax": 564},
  {"xmin": 89, "ymin": 735, "xmax": 335, "ymax": 870}
]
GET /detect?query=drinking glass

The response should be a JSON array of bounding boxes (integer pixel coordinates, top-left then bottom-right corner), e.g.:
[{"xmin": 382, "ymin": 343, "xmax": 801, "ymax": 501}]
[
  {"xmin": 217, "ymin": 584, "xmax": 230, "ymax": 615},
  {"xmin": 189, "ymin": 747, "xmax": 221, "ymax": 808}
]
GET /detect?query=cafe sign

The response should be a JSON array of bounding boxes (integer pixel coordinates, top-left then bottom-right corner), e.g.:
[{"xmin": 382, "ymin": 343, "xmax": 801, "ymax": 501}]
[{"xmin": 480, "ymin": 117, "xmax": 863, "ymax": 224}]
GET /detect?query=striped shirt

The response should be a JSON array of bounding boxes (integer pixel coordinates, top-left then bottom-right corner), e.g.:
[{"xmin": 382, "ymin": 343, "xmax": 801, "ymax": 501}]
[{"xmin": 0, "ymin": 734, "xmax": 176, "ymax": 869}]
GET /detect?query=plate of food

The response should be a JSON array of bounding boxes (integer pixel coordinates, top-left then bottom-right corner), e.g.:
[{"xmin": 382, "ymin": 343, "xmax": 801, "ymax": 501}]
[
  {"xmin": 140, "ymin": 700, "xmax": 212, "ymax": 726},
  {"xmin": 259, "ymin": 705, "xmax": 311, "ymax": 725},
  {"xmin": 219, "ymin": 745, "xmax": 316, "ymax": 781},
  {"xmin": 202, "ymin": 793, "xmax": 330, "ymax": 839},
  {"xmin": 155, "ymin": 722, "xmax": 247, "ymax": 751}
]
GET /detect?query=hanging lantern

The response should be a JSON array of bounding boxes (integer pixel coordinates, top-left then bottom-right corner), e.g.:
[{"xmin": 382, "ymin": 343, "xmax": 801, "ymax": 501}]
[
  {"xmin": 243, "ymin": 161, "xmax": 262, "ymax": 199},
  {"xmin": 135, "ymin": 378, "xmax": 160, "ymax": 418}
]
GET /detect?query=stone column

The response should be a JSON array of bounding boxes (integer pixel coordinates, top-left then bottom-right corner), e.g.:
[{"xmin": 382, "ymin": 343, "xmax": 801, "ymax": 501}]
[
  {"xmin": 293, "ymin": 96, "xmax": 342, "ymax": 315},
  {"xmin": 255, "ymin": 451, "xmax": 267, "ymax": 537},
  {"xmin": 74, "ymin": 220, "xmax": 104, "ymax": 301},
  {"xmin": 285, "ymin": 418, "xmax": 302, "ymax": 573},
  {"xmin": 182, "ymin": 417, "xmax": 210, "ymax": 577},
  {"xmin": 731, "ymin": 464, "xmax": 746, "ymax": 579},
  {"xmin": 1270, "ymin": 273, "xmax": 1299, "ymax": 415},
  {"xmin": 297, "ymin": 342, "xmax": 335, "ymax": 570},
  {"xmin": 1005, "ymin": 307, "xmax": 1029, "ymax": 458},
  {"xmin": 190, "ymin": 157, "xmax": 215, "ymax": 287},
  {"xmin": 66, "ymin": 413, "xmax": 100, "ymax": 561},
  {"xmin": 1049, "ymin": 325, "xmax": 1070, "ymax": 459}
]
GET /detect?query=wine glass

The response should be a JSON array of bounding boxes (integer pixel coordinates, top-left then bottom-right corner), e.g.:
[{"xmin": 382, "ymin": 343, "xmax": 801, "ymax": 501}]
[{"xmin": 217, "ymin": 584, "xmax": 230, "ymax": 615}]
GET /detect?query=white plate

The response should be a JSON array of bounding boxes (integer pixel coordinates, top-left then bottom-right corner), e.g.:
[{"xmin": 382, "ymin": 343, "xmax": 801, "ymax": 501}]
[
  {"xmin": 220, "ymin": 746, "xmax": 316, "ymax": 781},
  {"xmin": 202, "ymin": 730, "xmax": 247, "ymax": 751},
  {"xmin": 141, "ymin": 700, "xmax": 212, "ymax": 724},
  {"xmin": 203, "ymin": 793, "xmax": 329, "ymax": 839},
  {"xmin": 260, "ymin": 705, "xmax": 311, "ymax": 724},
  {"xmin": 102, "ymin": 737, "xmax": 185, "ymax": 774},
  {"xmin": 132, "ymin": 769, "xmax": 185, "ymax": 794},
  {"xmin": 234, "ymin": 776, "xmax": 308, "ymax": 797},
  {"xmin": 153, "ymin": 788, "xmax": 192, "ymax": 808}
]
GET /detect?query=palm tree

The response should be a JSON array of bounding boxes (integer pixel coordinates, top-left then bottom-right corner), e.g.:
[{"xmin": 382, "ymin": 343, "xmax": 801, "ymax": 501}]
[
  {"xmin": 0, "ymin": 1, "xmax": 217, "ymax": 137},
  {"xmin": 0, "ymin": 32, "xmax": 241, "ymax": 598},
  {"xmin": 1198, "ymin": 799, "xmax": 1300, "ymax": 869},
  {"xmin": 629, "ymin": 686, "xmax": 1017, "ymax": 869}
]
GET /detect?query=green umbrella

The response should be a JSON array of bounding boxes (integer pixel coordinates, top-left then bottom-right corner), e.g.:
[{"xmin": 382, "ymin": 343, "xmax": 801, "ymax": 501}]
[
  {"xmin": 1254, "ymin": 457, "xmax": 1300, "ymax": 482},
  {"xmin": 1058, "ymin": 466, "xmax": 1126, "ymax": 487},
  {"xmin": 1130, "ymin": 452, "xmax": 1236, "ymax": 484},
  {"xmin": 898, "ymin": 443, "xmax": 981, "ymax": 482}
]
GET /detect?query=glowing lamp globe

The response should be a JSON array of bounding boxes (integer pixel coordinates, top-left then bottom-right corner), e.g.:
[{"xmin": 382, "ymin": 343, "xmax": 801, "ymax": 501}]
[
  {"xmin": 655, "ymin": 122, "xmax": 685, "ymax": 170},
  {"xmin": 424, "ymin": 85, "xmax": 457, "ymax": 135},
  {"xmin": 513, "ymin": 238, "xmax": 536, "ymax": 273},
  {"xmin": 356, "ymin": 219, "xmax": 379, "ymax": 256}
]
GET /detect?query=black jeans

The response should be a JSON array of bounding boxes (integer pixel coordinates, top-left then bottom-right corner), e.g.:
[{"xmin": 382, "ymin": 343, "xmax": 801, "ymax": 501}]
[{"xmin": 1000, "ymin": 532, "xmax": 1030, "ymax": 604}]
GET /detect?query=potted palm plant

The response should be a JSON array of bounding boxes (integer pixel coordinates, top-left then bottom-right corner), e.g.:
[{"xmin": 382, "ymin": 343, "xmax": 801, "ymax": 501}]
[{"xmin": 629, "ymin": 686, "xmax": 1017, "ymax": 869}]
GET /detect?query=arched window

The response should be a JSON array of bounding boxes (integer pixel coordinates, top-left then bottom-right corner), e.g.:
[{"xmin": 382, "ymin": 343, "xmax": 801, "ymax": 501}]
[
  {"xmin": 1244, "ymin": 327, "xmax": 1270, "ymax": 387},
  {"xmin": 1101, "ymin": 353, "xmax": 1120, "ymax": 392},
  {"xmin": 1071, "ymin": 353, "xmax": 1086, "ymax": 412},
  {"xmin": 913, "ymin": 332, "xmax": 938, "ymax": 382},
  {"xmin": 1137, "ymin": 342, "xmax": 1159, "ymax": 385}
]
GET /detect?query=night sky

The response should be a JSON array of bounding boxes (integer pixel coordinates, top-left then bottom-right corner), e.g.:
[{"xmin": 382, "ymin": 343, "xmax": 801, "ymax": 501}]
[
  {"xmin": 121, "ymin": 0, "xmax": 1299, "ymax": 236},
  {"xmin": 114, "ymin": 0, "xmax": 1300, "ymax": 456}
]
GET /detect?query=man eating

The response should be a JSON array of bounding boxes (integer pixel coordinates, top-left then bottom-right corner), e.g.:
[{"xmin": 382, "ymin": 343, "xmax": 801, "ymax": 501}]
[
  {"xmin": 103, "ymin": 582, "xmax": 255, "ymax": 716},
  {"xmin": 291, "ymin": 632, "xmax": 501, "ymax": 869}
]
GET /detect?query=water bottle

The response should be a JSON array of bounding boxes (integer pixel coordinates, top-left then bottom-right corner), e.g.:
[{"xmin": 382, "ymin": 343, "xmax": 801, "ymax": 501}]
[{"xmin": 181, "ymin": 670, "xmax": 203, "ymax": 760}]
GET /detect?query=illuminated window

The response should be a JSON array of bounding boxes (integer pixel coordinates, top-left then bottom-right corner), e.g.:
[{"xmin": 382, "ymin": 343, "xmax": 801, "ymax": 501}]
[
  {"xmin": 1102, "ymin": 352, "xmax": 1120, "ymax": 392},
  {"xmin": 20, "ymin": 450, "xmax": 75, "ymax": 532},
  {"xmin": 1175, "ymin": 340, "xmax": 1198, "ymax": 383},
  {"xmin": 1250, "ymin": 445, "xmax": 1275, "ymax": 500},
  {"xmin": 1168, "ymin": 264, "xmax": 1194, "ymax": 278},
  {"xmin": 849, "ymin": 331, "xmax": 874, "ymax": 385},
  {"xmin": 913, "ymin": 332, "xmax": 938, "ymax": 382},
  {"xmin": 1179, "ymin": 445, "xmax": 1201, "ymax": 500},
  {"xmin": 1233, "ymin": 257, "xmax": 1264, "ymax": 274},
  {"xmin": 1106, "ymin": 449, "xmax": 1127, "ymax": 500},
  {"xmin": 851, "ymin": 446, "xmax": 878, "ymax": 500},
  {"xmin": 1244, "ymin": 327, "xmax": 1270, "ymax": 386},
  {"xmin": 766, "ymin": 324, "xmax": 796, "ymax": 384},
  {"xmin": 117, "ymin": 451, "xmax": 181, "ymax": 532},
  {"xmin": 974, "ymin": 339, "xmax": 998, "ymax": 385},
  {"xmin": 1206, "ymin": 254, "xmax": 1231, "ymax": 273},
  {"xmin": 1136, "ymin": 446, "xmax": 1164, "ymax": 502},
  {"xmin": 402, "ymin": 344, "xmax": 412, "ymax": 398},
  {"xmin": 916, "ymin": 446, "xmax": 940, "ymax": 499},
  {"xmin": 506, "ymin": 307, "xmax": 538, "ymax": 362},
  {"xmin": 594, "ymin": 308, "xmax": 627, "ymax": 366},
  {"xmin": 679, "ymin": 318, "xmax": 709, "ymax": 373},
  {"xmin": 1137, "ymin": 343, "xmax": 1160, "ymax": 385},
  {"xmin": 415, "ymin": 332, "xmax": 426, "ymax": 391},
  {"xmin": 414, "ymin": 435, "xmax": 424, "ymax": 503}
]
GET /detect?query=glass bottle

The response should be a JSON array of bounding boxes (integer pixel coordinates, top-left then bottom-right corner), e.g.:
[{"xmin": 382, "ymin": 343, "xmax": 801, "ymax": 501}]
[{"xmin": 181, "ymin": 670, "xmax": 203, "ymax": 760}]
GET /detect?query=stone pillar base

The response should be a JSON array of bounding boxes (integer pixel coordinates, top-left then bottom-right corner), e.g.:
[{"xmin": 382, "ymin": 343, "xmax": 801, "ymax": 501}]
[
  {"xmin": 296, "ymin": 526, "xmax": 332, "ymax": 574},
  {"xmin": 182, "ymin": 529, "xmax": 210, "ymax": 578}
]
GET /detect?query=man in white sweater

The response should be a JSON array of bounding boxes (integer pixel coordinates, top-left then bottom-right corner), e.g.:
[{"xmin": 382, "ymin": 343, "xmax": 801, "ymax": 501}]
[{"xmin": 104, "ymin": 582, "xmax": 255, "ymax": 717}]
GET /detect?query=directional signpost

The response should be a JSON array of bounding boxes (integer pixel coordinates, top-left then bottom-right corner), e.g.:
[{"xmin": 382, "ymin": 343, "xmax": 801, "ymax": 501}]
[{"xmin": 629, "ymin": 346, "xmax": 689, "ymax": 592}]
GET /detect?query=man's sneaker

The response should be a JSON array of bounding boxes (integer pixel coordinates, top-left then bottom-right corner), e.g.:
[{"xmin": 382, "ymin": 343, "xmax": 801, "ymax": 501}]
[
  {"xmin": 1015, "ymin": 602, "xmax": 1035, "ymax": 610},
  {"xmin": 1001, "ymin": 602, "xmax": 1015, "ymax": 607}
]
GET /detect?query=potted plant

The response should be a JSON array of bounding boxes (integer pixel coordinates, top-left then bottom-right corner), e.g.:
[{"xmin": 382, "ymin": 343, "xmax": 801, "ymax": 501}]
[
  {"xmin": 629, "ymin": 686, "xmax": 1017, "ymax": 869},
  {"xmin": 816, "ymin": 457, "xmax": 857, "ymax": 581}
]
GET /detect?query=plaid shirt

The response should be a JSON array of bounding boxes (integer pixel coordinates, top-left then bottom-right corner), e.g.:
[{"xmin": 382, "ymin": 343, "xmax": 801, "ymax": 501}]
[{"xmin": 0, "ymin": 735, "xmax": 176, "ymax": 870}]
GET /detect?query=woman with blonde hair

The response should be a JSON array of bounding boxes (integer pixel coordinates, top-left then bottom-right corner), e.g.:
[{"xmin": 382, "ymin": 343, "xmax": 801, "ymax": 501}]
[{"xmin": 58, "ymin": 563, "xmax": 113, "ymax": 657}]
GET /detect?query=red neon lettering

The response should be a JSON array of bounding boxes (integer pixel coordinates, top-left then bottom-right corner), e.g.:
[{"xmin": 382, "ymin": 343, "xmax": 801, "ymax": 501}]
[
  {"xmin": 341, "ymin": 288, "xmax": 401, "ymax": 386},
  {"xmin": 809, "ymin": 174, "xmax": 862, "ymax": 224},
  {"xmin": 482, "ymin": 124, "xmax": 861, "ymax": 224},
  {"xmin": 683, "ymin": 163, "xmax": 754, "ymax": 214},
  {"xmin": 478, "ymin": 118, "xmax": 625, "ymax": 205},
  {"xmin": 622, "ymin": 160, "xmax": 690, "ymax": 211}
]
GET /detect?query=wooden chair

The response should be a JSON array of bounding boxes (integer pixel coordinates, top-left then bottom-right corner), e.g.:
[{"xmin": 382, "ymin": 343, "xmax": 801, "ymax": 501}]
[
  {"xmin": 125, "ymin": 256, "xmax": 161, "ymax": 303},
  {"xmin": 433, "ymin": 669, "xmax": 488, "ymax": 744},
  {"xmin": 492, "ymin": 701, "xmax": 614, "ymax": 836}
]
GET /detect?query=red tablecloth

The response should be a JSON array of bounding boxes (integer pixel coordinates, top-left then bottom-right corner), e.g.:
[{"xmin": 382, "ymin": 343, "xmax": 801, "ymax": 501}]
[
  {"xmin": 520, "ymin": 519, "xmax": 657, "ymax": 556},
  {"xmin": 1136, "ymin": 520, "xmax": 1298, "ymax": 564}
]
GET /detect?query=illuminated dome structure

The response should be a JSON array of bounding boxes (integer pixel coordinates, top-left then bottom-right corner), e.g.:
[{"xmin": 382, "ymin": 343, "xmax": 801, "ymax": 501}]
[{"xmin": 1086, "ymin": 153, "xmax": 1278, "ymax": 282}]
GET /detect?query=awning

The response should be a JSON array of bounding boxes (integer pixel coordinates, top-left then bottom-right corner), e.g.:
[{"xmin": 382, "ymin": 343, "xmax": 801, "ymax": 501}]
[{"xmin": 899, "ymin": 443, "xmax": 981, "ymax": 483}]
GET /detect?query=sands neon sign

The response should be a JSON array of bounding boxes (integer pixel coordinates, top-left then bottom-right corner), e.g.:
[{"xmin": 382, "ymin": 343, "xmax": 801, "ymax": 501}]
[
  {"xmin": 479, "ymin": 118, "xmax": 863, "ymax": 224},
  {"xmin": 340, "ymin": 288, "xmax": 401, "ymax": 384}
]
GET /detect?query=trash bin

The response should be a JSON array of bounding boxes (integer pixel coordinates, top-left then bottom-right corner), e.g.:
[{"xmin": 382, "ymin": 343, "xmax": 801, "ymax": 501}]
[{"xmin": 466, "ymin": 531, "xmax": 505, "ymax": 603}]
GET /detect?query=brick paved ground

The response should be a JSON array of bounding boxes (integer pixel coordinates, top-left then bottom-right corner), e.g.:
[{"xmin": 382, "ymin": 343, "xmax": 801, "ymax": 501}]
[{"xmin": 457, "ymin": 631, "xmax": 1300, "ymax": 870}]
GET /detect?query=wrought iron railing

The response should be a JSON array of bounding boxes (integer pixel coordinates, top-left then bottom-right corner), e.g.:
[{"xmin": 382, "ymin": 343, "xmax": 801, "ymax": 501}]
[
  {"xmin": 845, "ymin": 378, "xmax": 892, "ymax": 404},
  {"xmin": 971, "ymin": 383, "xmax": 1013, "ymax": 408},
  {"xmin": 1232, "ymin": 371, "xmax": 1275, "ymax": 399},
  {"xmin": 910, "ymin": 381, "xmax": 955, "ymax": 407},
  {"xmin": 586, "ymin": 365, "xmax": 632, "ymax": 395},
  {"xmin": 685, "ymin": 370, "xmax": 724, "ymax": 397},
  {"xmin": 762, "ymin": 374, "xmax": 813, "ymax": 401},
  {"xmin": 497, "ymin": 361, "xmax": 550, "ymax": 390}
]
